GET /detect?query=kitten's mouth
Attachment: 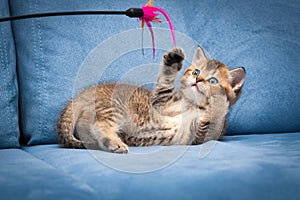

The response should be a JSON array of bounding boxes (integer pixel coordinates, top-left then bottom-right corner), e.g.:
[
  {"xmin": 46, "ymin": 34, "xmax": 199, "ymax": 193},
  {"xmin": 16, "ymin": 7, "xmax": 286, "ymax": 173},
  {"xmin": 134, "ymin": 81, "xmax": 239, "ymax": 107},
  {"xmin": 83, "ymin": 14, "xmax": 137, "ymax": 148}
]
[{"xmin": 192, "ymin": 83, "xmax": 204, "ymax": 95}]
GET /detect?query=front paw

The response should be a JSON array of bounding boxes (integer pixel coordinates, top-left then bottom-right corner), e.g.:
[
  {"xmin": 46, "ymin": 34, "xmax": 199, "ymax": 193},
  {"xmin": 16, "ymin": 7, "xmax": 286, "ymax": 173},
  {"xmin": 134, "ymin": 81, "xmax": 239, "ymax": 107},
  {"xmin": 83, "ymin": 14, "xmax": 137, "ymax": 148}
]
[{"xmin": 163, "ymin": 47, "xmax": 185, "ymax": 70}]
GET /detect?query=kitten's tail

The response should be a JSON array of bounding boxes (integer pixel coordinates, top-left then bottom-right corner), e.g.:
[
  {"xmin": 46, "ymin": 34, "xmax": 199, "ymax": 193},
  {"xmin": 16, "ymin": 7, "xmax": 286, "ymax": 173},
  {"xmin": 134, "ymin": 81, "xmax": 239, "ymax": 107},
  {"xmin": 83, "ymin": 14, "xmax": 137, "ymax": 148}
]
[{"xmin": 57, "ymin": 101, "xmax": 85, "ymax": 149}]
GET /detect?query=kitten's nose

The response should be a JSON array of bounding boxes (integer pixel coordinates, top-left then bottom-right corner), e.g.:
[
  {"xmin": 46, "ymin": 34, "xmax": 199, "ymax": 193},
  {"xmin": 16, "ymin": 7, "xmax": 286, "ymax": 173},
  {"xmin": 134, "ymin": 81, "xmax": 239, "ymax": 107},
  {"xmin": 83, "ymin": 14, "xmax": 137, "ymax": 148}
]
[{"xmin": 196, "ymin": 76, "xmax": 204, "ymax": 83}]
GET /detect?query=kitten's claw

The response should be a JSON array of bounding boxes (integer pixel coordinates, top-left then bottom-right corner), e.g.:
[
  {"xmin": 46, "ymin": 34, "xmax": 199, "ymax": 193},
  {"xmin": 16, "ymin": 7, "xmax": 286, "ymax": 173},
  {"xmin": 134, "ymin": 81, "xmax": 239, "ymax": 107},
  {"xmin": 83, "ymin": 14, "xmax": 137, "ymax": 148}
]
[
  {"xmin": 108, "ymin": 140, "xmax": 129, "ymax": 154},
  {"xmin": 163, "ymin": 47, "xmax": 185, "ymax": 70},
  {"xmin": 111, "ymin": 144, "xmax": 129, "ymax": 154}
]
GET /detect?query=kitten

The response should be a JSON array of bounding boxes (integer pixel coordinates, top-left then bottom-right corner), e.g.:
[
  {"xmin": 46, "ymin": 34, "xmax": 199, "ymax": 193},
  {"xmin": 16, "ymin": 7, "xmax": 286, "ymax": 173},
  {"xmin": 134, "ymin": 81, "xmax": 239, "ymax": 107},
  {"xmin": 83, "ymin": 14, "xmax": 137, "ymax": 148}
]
[{"xmin": 57, "ymin": 46, "xmax": 246, "ymax": 153}]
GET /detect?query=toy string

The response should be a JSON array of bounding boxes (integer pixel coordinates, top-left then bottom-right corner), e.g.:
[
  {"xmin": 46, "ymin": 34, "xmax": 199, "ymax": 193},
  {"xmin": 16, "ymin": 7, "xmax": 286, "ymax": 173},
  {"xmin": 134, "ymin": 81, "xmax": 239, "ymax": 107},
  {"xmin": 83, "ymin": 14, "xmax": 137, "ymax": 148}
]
[
  {"xmin": 0, "ymin": 5, "xmax": 177, "ymax": 59},
  {"xmin": 0, "ymin": 8, "xmax": 144, "ymax": 22}
]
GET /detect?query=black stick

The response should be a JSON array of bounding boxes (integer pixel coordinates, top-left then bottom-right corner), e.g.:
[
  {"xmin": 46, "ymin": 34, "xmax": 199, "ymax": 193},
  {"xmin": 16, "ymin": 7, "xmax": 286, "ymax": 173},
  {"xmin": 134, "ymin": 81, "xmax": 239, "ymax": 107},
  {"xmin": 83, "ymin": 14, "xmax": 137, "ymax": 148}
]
[{"xmin": 0, "ymin": 8, "xmax": 144, "ymax": 22}]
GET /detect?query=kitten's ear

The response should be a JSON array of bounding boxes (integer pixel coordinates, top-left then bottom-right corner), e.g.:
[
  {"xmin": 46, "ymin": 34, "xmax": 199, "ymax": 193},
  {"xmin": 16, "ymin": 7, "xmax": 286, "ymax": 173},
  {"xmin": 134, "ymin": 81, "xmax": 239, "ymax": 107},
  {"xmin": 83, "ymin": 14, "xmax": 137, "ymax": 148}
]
[
  {"xmin": 229, "ymin": 67, "xmax": 246, "ymax": 93},
  {"xmin": 192, "ymin": 45, "xmax": 208, "ymax": 66}
]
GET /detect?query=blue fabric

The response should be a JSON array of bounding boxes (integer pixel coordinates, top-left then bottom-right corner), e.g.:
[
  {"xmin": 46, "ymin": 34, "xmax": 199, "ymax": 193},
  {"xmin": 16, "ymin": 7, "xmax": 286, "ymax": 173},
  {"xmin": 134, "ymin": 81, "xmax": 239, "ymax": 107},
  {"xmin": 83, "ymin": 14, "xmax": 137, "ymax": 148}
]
[
  {"xmin": 0, "ymin": 0, "xmax": 20, "ymax": 148},
  {"xmin": 0, "ymin": 148, "xmax": 95, "ymax": 200},
  {"xmin": 10, "ymin": 0, "xmax": 300, "ymax": 145},
  {"xmin": 1, "ymin": 132, "xmax": 299, "ymax": 200}
]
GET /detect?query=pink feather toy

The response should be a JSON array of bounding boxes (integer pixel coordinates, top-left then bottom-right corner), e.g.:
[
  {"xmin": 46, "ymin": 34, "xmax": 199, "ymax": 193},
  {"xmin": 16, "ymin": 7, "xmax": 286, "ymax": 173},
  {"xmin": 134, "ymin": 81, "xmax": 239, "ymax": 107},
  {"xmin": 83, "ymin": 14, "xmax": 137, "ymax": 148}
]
[{"xmin": 139, "ymin": 0, "xmax": 176, "ymax": 58}]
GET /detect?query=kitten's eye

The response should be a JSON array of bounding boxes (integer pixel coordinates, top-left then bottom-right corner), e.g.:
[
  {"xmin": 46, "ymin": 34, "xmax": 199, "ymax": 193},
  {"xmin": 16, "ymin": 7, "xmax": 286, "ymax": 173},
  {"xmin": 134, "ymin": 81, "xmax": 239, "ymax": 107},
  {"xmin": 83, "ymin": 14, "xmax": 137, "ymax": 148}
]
[
  {"xmin": 192, "ymin": 69, "xmax": 200, "ymax": 76},
  {"xmin": 207, "ymin": 77, "xmax": 219, "ymax": 85}
]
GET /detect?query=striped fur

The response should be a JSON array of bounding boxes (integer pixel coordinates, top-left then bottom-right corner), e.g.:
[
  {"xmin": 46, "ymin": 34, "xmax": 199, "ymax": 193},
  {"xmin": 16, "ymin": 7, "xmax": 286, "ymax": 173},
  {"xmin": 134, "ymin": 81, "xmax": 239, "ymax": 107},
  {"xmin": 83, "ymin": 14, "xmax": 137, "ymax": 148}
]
[{"xmin": 57, "ymin": 46, "xmax": 246, "ymax": 153}]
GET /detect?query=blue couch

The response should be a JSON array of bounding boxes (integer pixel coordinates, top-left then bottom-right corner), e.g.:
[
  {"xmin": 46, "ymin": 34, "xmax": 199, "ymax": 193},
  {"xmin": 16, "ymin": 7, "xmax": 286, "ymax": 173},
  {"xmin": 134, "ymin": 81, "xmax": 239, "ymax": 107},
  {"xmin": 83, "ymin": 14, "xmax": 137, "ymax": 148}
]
[{"xmin": 1, "ymin": 0, "xmax": 299, "ymax": 199}]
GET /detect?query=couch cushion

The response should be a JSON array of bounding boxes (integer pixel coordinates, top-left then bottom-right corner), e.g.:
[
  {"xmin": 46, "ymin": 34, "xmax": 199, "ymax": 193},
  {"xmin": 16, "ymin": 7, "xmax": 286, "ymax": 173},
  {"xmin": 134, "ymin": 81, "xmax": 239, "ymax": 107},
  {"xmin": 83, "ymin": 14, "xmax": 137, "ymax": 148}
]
[
  {"xmin": 0, "ymin": 0, "xmax": 20, "ymax": 148},
  {"xmin": 10, "ymin": 0, "xmax": 300, "ymax": 145},
  {"xmin": 22, "ymin": 132, "xmax": 300, "ymax": 200},
  {"xmin": 0, "ymin": 148, "xmax": 96, "ymax": 200}
]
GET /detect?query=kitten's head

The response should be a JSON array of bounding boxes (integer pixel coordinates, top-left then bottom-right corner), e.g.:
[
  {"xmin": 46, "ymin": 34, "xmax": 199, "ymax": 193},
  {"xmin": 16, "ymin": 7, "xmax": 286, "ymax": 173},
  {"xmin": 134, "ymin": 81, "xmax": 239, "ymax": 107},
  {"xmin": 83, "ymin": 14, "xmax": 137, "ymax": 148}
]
[{"xmin": 180, "ymin": 46, "xmax": 246, "ymax": 107}]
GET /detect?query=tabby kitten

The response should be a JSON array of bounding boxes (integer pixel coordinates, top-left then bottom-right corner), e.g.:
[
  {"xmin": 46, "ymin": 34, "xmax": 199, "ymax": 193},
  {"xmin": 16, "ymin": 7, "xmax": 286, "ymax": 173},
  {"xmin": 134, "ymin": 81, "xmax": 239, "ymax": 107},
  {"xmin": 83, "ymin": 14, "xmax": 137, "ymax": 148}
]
[{"xmin": 57, "ymin": 46, "xmax": 246, "ymax": 153}]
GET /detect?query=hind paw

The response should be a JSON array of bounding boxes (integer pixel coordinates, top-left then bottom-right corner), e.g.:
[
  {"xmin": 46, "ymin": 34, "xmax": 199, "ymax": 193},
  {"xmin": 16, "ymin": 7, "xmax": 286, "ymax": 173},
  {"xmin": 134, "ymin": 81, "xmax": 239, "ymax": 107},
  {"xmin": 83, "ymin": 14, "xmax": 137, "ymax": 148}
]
[{"xmin": 103, "ymin": 138, "xmax": 129, "ymax": 154}]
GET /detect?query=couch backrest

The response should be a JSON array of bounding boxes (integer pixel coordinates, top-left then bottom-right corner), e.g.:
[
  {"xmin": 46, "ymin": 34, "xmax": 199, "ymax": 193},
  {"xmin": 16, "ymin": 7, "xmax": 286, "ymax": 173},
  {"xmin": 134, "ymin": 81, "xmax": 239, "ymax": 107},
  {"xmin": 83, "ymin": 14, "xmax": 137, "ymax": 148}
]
[{"xmin": 6, "ymin": 0, "xmax": 300, "ymax": 146}]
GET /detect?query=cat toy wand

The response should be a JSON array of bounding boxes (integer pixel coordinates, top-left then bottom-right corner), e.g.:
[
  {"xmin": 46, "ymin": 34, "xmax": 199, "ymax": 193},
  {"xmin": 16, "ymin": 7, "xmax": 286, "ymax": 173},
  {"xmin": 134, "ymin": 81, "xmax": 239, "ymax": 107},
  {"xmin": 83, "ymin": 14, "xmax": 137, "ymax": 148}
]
[{"xmin": 0, "ymin": 0, "xmax": 176, "ymax": 58}]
